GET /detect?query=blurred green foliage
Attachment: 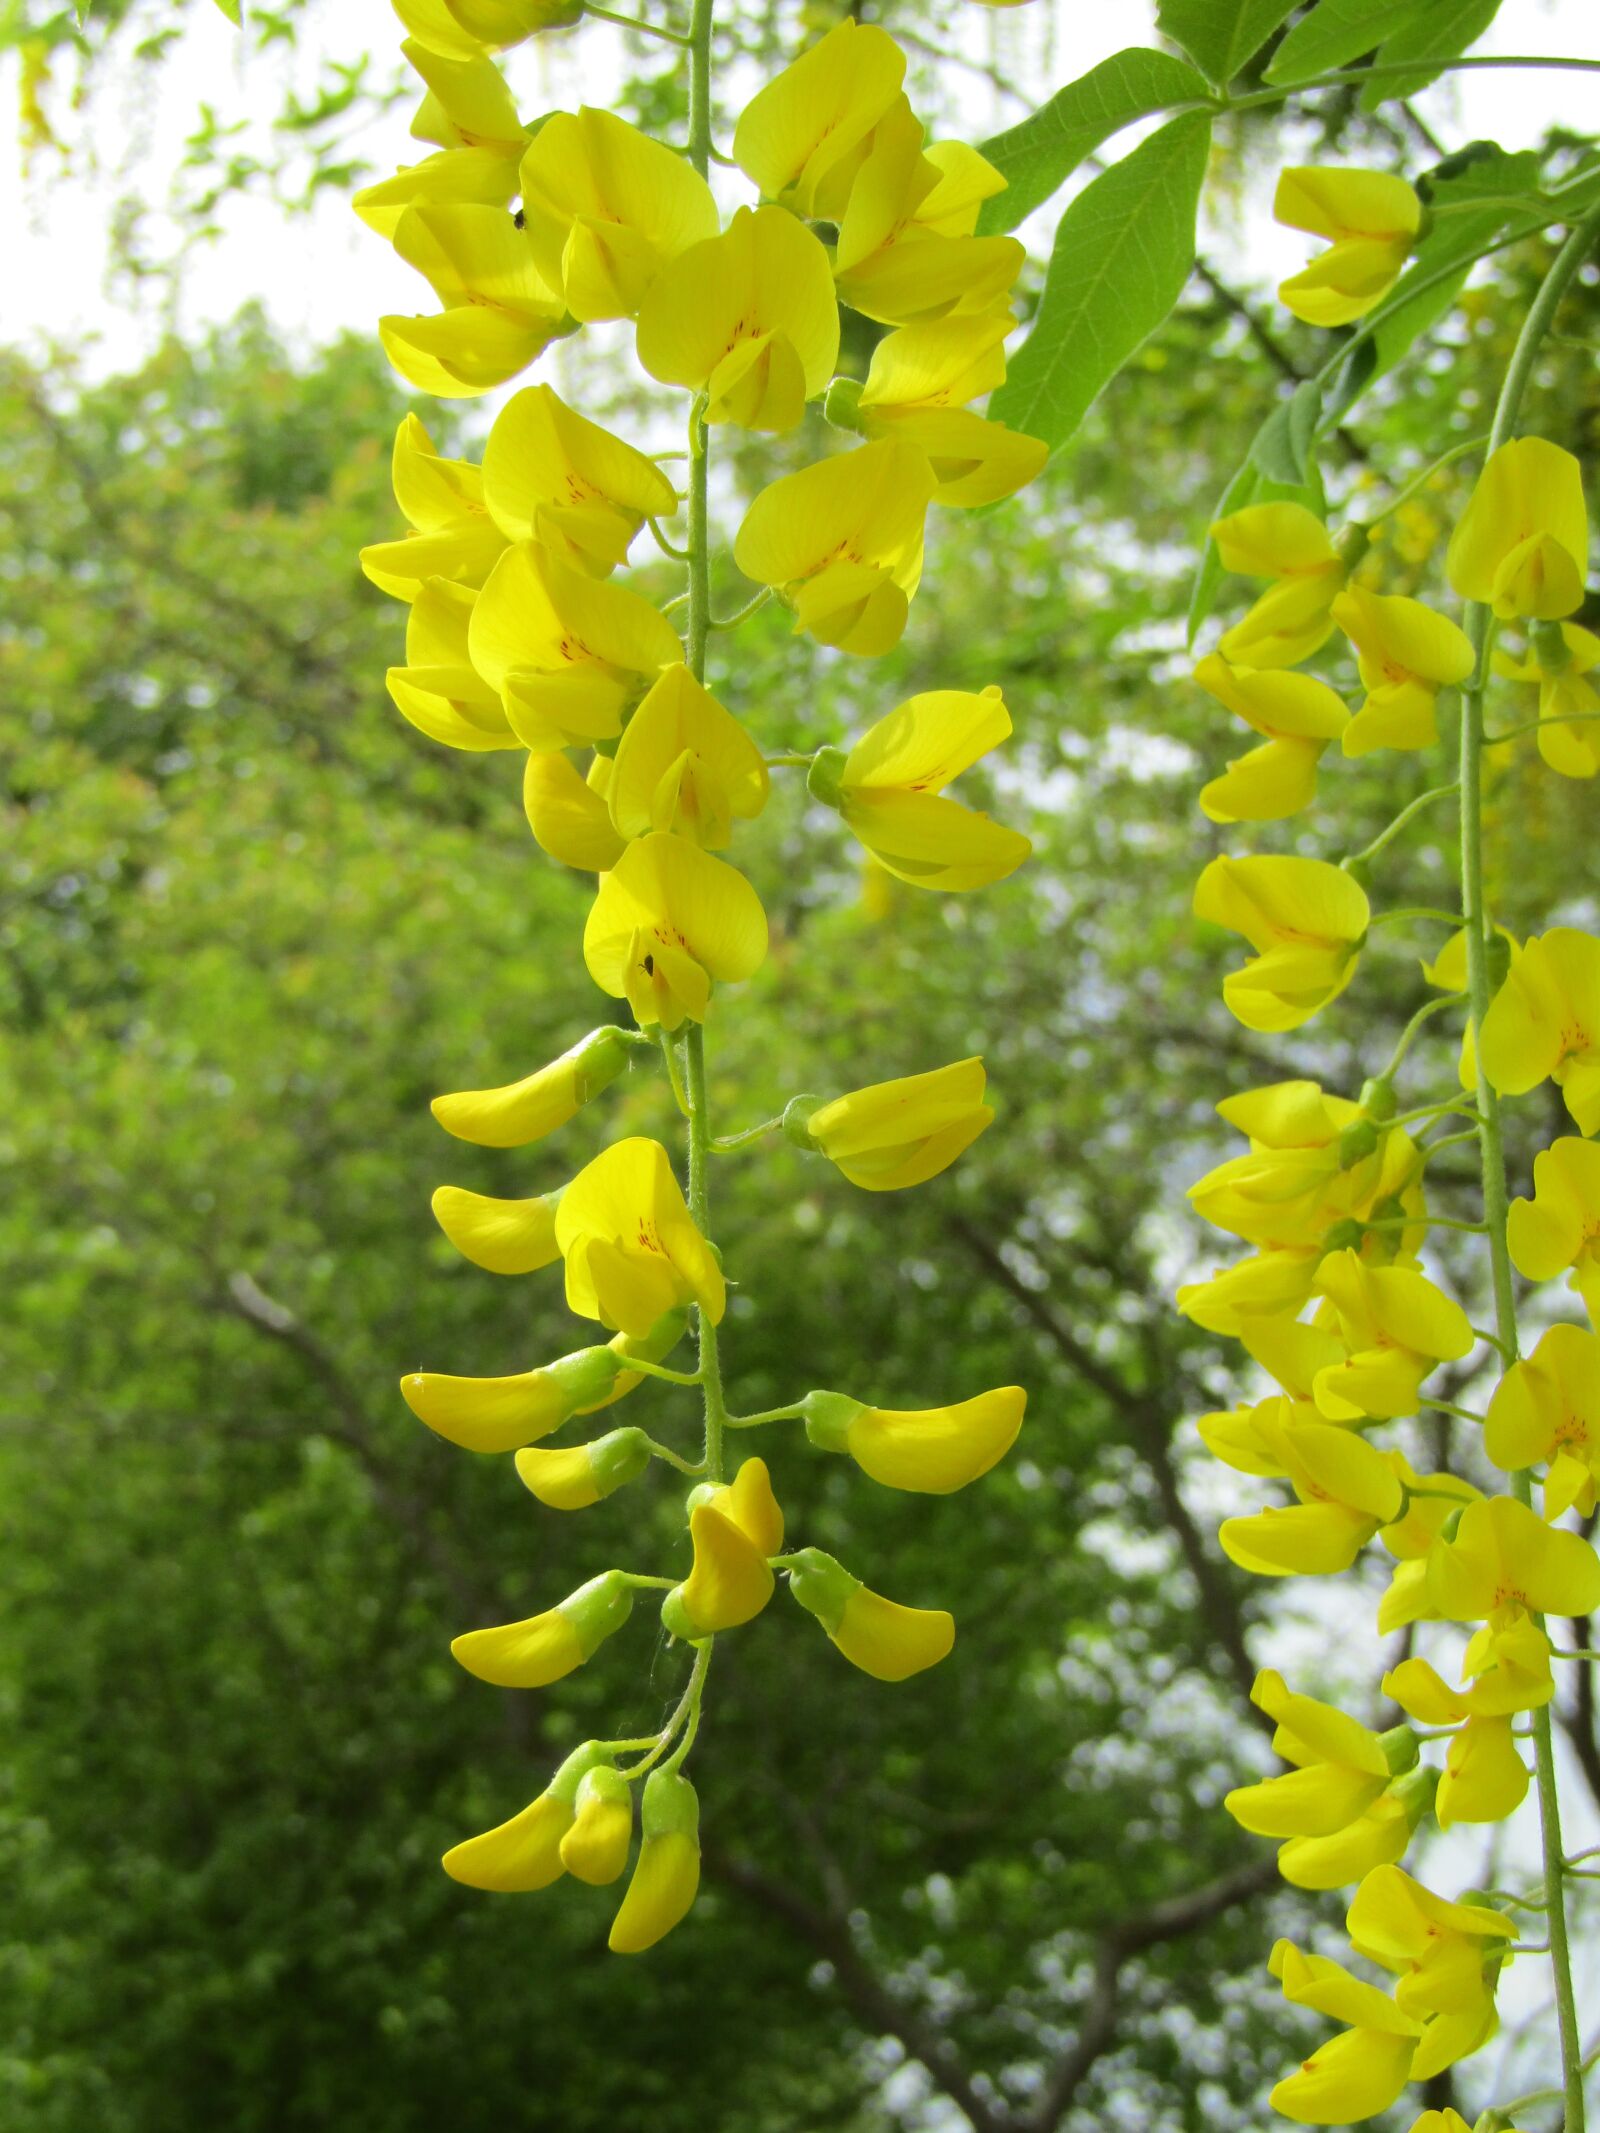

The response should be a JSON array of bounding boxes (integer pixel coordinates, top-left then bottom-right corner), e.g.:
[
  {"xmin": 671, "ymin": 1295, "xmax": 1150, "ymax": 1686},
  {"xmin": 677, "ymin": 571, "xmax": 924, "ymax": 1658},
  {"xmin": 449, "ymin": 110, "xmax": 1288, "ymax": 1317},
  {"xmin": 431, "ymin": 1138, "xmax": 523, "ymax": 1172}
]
[{"xmin": 3, "ymin": 72, "xmax": 1600, "ymax": 2133}]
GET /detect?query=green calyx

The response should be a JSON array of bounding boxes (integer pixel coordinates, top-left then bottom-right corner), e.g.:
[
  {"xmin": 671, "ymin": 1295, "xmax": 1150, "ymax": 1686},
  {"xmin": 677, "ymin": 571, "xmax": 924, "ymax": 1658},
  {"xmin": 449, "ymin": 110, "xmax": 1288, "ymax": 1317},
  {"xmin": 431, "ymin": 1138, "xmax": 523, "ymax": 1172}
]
[
  {"xmin": 806, "ymin": 747, "xmax": 847, "ymax": 810},
  {"xmin": 1389, "ymin": 1761, "xmax": 1438, "ymax": 1829},
  {"xmin": 561, "ymin": 1570, "xmax": 635, "ymax": 1657},
  {"xmin": 1334, "ymin": 520, "xmax": 1370, "ymax": 572},
  {"xmin": 574, "ymin": 1025, "xmax": 637, "ymax": 1105},
  {"xmin": 640, "ymin": 1768, "xmax": 699, "ymax": 1840},
  {"xmin": 822, "ymin": 376, "xmax": 865, "ymax": 434},
  {"xmin": 784, "ymin": 1546, "xmax": 861, "ymax": 1634},
  {"xmin": 548, "ymin": 1345, "xmax": 626, "ymax": 1414},
  {"xmin": 800, "ymin": 1390, "xmax": 867, "ymax": 1455},
  {"xmin": 548, "ymin": 1738, "xmax": 620, "ymax": 1806},
  {"xmin": 781, "ymin": 1094, "xmax": 825, "ymax": 1150},
  {"xmin": 1358, "ymin": 1075, "xmax": 1398, "ymax": 1124},
  {"xmin": 587, "ymin": 1427, "xmax": 653, "ymax": 1498},
  {"xmin": 1378, "ymin": 1723, "xmax": 1420, "ymax": 1776},
  {"xmin": 1337, "ymin": 1118, "xmax": 1380, "ymax": 1171},
  {"xmin": 1533, "ymin": 617, "xmax": 1574, "ymax": 673},
  {"xmin": 659, "ymin": 1585, "xmax": 705, "ymax": 1643}
]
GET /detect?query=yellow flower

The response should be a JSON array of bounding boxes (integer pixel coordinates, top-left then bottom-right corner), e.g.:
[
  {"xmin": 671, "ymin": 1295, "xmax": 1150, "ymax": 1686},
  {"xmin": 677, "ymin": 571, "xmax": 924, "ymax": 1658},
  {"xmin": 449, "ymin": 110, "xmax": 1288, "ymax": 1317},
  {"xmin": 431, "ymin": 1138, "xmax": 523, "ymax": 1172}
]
[
  {"xmin": 559, "ymin": 1764, "xmax": 633, "ymax": 1887},
  {"xmin": 1346, "ymin": 1866, "xmax": 1514, "ymax": 2079},
  {"xmin": 380, "ymin": 204, "xmax": 567, "ymax": 397},
  {"xmin": 1486, "ymin": 1321, "xmax": 1600, "ymax": 1519},
  {"xmin": 1381, "ymin": 1660, "xmax": 1531, "ymax": 1827},
  {"xmin": 451, "ymin": 1568, "xmax": 635, "ymax": 1687},
  {"xmin": 431, "ymin": 1025, "xmax": 637, "ymax": 1147},
  {"xmin": 399, "ymin": 1340, "xmax": 623, "ymax": 1454},
  {"xmin": 1192, "ymin": 652, "xmax": 1348, "ymax": 822},
  {"xmin": 1266, "ymin": 1939, "xmax": 1420, "ymax": 2125},
  {"xmin": 386, "ymin": 579, "xmax": 520, "ymax": 753},
  {"xmin": 391, "ymin": 0, "xmax": 581, "ymax": 59},
  {"xmin": 733, "ymin": 439, "xmax": 934, "ymax": 657},
  {"xmin": 354, "ymin": 142, "xmax": 523, "ymax": 241},
  {"xmin": 1187, "ymin": 1079, "xmax": 1422, "ymax": 1255},
  {"xmin": 1329, "ymin": 584, "xmax": 1475, "ymax": 755},
  {"xmin": 635, "ymin": 205, "xmax": 840, "ymax": 433},
  {"xmin": 555, "ymin": 1136, "xmax": 725, "ymax": 1338},
  {"xmin": 515, "ymin": 1425, "xmax": 653, "ymax": 1511},
  {"xmin": 661, "ymin": 1459, "xmax": 783, "ymax": 1638},
  {"xmin": 801, "ymin": 1384, "xmax": 1024, "ymax": 1492},
  {"xmin": 607, "ymin": 666, "xmax": 769, "ymax": 850},
  {"xmin": 1497, "ymin": 620, "xmax": 1600, "ymax": 776},
  {"xmin": 787, "ymin": 1547, "xmax": 955, "ymax": 1680},
  {"xmin": 832, "ymin": 97, "xmax": 1022, "ymax": 326},
  {"xmin": 1507, "ymin": 1134, "xmax": 1600, "ymax": 1320},
  {"xmin": 429, "ymin": 1183, "xmax": 559, "ymax": 1275},
  {"xmin": 1273, "ymin": 167, "xmax": 1420, "ymax": 326},
  {"xmin": 1480, "ymin": 926, "xmax": 1600, "ymax": 1135},
  {"xmin": 1230, "ymin": 1674, "xmax": 1394, "ymax": 1829},
  {"xmin": 522, "ymin": 753, "xmax": 627, "ymax": 872},
  {"xmin": 359, "ymin": 414, "xmax": 508, "ymax": 601},
  {"xmin": 480, "ymin": 384, "xmax": 677, "ymax": 573},
  {"xmin": 1446, "ymin": 436, "xmax": 1589, "ymax": 620},
  {"xmin": 731, "ymin": 20, "xmax": 907, "ymax": 220},
  {"xmin": 1192, "ymin": 856, "xmax": 1369, "ymax": 1032},
  {"xmin": 850, "ymin": 311, "xmax": 1046, "ymax": 507},
  {"xmin": 441, "ymin": 1739, "xmax": 613, "ymax": 1893},
  {"xmin": 468, "ymin": 539, "xmax": 681, "ymax": 748},
  {"xmin": 811, "ymin": 685, "xmax": 1030, "ymax": 890},
  {"xmin": 1197, "ymin": 1320, "xmax": 1343, "ymax": 1472},
  {"xmin": 1310, "ymin": 1249, "xmax": 1473, "ymax": 1421},
  {"xmin": 1219, "ymin": 1421, "xmax": 1402, "ymax": 1577},
  {"xmin": 608, "ymin": 1770, "xmax": 700, "ymax": 1954},
  {"xmin": 519, "ymin": 105, "xmax": 718, "ymax": 321},
  {"xmin": 1429, "ymin": 1492, "xmax": 1600, "ymax": 1641},
  {"xmin": 795, "ymin": 1056, "xmax": 994, "ymax": 1189},
  {"xmin": 582, "ymin": 832, "xmax": 768, "ymax": 1030},
  {"xmin": 1177, "ymin": 1246, "xmax": 1324, "ymax": 1340},
  {"xmin": 1211, "ymin": 502, "xmax": 1346, "ymax": 669}
]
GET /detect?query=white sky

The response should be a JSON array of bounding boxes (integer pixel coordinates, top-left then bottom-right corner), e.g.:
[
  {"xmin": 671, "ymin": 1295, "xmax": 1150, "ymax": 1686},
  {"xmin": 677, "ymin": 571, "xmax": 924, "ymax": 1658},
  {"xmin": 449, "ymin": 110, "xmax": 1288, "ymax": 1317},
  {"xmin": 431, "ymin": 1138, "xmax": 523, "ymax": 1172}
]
[{"xmin": 4, "ymin": 0, "xmax": 1599, "ymax": 373}]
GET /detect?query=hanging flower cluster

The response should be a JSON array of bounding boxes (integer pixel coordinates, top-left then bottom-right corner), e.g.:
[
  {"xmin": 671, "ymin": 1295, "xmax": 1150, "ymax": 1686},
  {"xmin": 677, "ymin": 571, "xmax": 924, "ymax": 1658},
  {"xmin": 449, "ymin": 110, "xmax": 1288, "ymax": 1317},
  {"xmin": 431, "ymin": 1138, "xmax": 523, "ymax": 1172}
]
[
  {"xmin": 1186, "ymin": 165, "xmax": 1600, "ymax": 2124},
  {"xmin": 357, "ymin": 0, "xmax": 1041, "ymax": 1953}
]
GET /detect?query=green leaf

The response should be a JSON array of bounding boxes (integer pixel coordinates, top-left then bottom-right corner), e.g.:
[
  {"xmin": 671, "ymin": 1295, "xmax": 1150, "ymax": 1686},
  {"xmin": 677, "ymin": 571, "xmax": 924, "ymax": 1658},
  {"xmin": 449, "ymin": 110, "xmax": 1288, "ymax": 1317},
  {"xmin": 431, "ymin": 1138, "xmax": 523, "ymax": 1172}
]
[
  {"xmin": 1359, "ymin": 0, "xmax": 1501, "ymax": 108},
  {"xmin": 1250, "ymin": 376, "xmax": 1322, "ymax": 486},
  {"xmin": 1418, "ymin": 139, "xmax": 1542, "ymax": 204},
  {"xmin": 1153, "ymin": 0, "xmax": 1300, "ymax": 86},
  {"xmin": 212, "ymin": 0, "xmax": 243, "ymax": 21},
  {"xmin": 1264, "ymin": 0, "xmax": 1425, "ymax": 84},
  {"xmin": 990, "ymin": 111, "xmax": 1212, "ymax": 455},
  {"xmin": 977, "ymin": 48, "xmax": 1208, "ymax": 237}
]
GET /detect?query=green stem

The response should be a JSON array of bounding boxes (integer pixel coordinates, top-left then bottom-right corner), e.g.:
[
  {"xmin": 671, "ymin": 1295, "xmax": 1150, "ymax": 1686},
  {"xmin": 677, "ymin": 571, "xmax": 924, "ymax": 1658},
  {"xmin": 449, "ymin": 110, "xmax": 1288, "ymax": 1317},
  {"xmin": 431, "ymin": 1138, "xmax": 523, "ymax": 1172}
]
[
  {"xmin": 684, "ymin": 1025, "xmax": 727, "ymax": 1485},
  {"xmin": 1457, "ymin": 199, "xmax": 1600, "ymax": 2133},
  {"xmin": 583, "ymin": 3, "xmax": 692, "ymax": 42},
  {"xmin": 639, "ymin": 1434, "xmax": 706, "ymax": 1475},
  {"xmin": 1379, "ymin": 991, "xmax": 1461, "ymax": 1080},
  {"xmin": 1367, "ymin": 905, "xmax": 1463, "ymax": 930},
  {"xmin": 710, "ymin": 1116, "xmax": 782, "ymax": 1152},
  {"xmin": 624, "ymin": 1356, "xmax": 705, "ymax": 1388},
  {"xmin": 660, "ymin": 1028, "xmax": 691, "ymax": 1118},
  {"xmin": 1358, "ymin": 434, "xmax": 1491, "ymax": 529},
  {"xmin": 725, "ymin": 1402, "xmax": 806, "ymax": 1428},
  {"xmin": 662, "ymin": 1640, "xmax": 711, "ymax": 1773},
  {"xmin": 1342, "ymin": 782, "xmax": 1457, "ymax": 872},
  {"xmin": 1485, "ymin": 708, "xmax": 1600, "ymax": 745},
  {"xmin": 1221, "ymin": 55, "xmax": 1600, "ymax": 116}
]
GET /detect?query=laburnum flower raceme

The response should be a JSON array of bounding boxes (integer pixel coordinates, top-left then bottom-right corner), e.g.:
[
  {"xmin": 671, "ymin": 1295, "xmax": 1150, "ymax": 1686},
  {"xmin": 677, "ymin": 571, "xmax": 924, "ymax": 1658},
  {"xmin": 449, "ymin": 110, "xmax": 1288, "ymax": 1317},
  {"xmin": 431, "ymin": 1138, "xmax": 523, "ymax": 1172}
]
[
  {"xmin": 1184, "ymin": 149, "xmax": 1600, "ymax": 2126},
  {"xmin": 358, "ymin": 0, "xmax": 1040, "ymax": 1954}
]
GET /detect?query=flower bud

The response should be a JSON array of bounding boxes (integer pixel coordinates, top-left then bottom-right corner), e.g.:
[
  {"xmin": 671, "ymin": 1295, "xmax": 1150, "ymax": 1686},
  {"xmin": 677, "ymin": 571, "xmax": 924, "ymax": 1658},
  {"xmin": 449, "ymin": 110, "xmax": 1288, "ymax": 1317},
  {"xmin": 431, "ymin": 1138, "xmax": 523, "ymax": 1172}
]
[
  {"xmin": 430, "ymin": 1026, "xmax": 638, "ymax": 1148},
  {"xmin": 608, "ymin": 1770, "xmax": 699, "ymax": 1953},
  {"xmin": 515, "ymin": 1426, "xmax": 654, "ymax": 1510},
  {"xmin": 401, "ymin": 1342, "xmax": 623, "ymax": 1454},
  {"xmin": 786, "ymin": 1546, "xmax": 954, "ymax": 1681},
  {"xmin": 440, "ymin": 1739, "xmax": 614, "ymax": 1893},
  {"xmin": 806, "ymin": 746, "xmax": 848, "ymax": 810},
  {"xmin": 661, "ymin": 1501, "xmax": 775, "ymax": 1639},
  {"xmin": 450, "ymin": 1569, "xmax": 634, "ymax": 1687},
  {"xmin": 559, "ymin": 1765, "xmax": 634, "ymax": 1886},
  {"xmin": 803, "ymin": 1386, "xmax": 1024, "ymax": 1493}
]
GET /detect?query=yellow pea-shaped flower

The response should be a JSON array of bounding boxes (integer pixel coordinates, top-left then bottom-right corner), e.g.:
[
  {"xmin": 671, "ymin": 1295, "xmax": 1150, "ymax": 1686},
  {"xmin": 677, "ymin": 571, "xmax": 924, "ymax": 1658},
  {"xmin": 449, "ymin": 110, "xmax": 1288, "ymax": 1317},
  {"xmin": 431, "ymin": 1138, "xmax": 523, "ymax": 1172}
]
[
  {"xmin": 515, "ymin": 1426, "xmax": 653, "ymax": 1511},
  {"xmin": 481, "ymin": 384, "xmax": 677, "ymax": 573},
  {"xmin": 399, "ymin": 1342, "xmax": 622, "ymax": 1454},
  {"xmin": 794, "ymin": 1055, "xmax": 995, "ymax": 1188},
  {"xmin": 429, "ymin": 1184, "xmax": 560, "ymax": 1275},
  {"xmin": 636, "ymin": 205, "xmax": 840, "ymax": 433},
  {"xmin": 1193, "ymin": 855, "xmax": 1369, "ymax": 1033},
  {"xmin": 359, "ymin": 414, "xmax": 507, "ymax": 602},
  {"xmin": 803, "ymin": 1384, "xmax": 1024, "ymax": 1492},
  {"xmin": 431, "ymin": 1025, "xmax": 637, "ymax": 1147},
  {"xmin": 380, "ymin": 203, "xmax": 567, "ymax": 398},
  {"xmin": 523, "ymin": 754, "xmax": 627, "ymax": 872},
  {"xmin": 385, "ymin": 578, "xmax": 519, "ymax": 754},
  {"xmin": 555, "ymin": 1136, "xmax": 725, "ymax": 1338},
  {"xmin": 1447, "ymin": 436, "xmax": 1588, "ymax": 620},
  {"xmin": 451, "ymin": 1568, "xmax": 634, "ymax": 1688},
  {"xmin": 607, "ymin": 666, "xmax": 768, "ymax": 850},
  {"xmin": 1273, "ymin": 167, "xmax": 1420, "ymax": 327},
  {"xmin": 582, "ymin": 833, "xmax": 768, "ymax": 1031},
  {"xmin": 731, "ymin": 20, "xmax": 906, "ymax": 220},
  {"xmin": 559, "ymin": 1766, "xmax": 634, "ymax": 1886},
  {"xmin": 787, "ymin": 1547, "xmax": 954, "ymax": 1680},
  {"xmin": 608, "ymin": 1770, "xmax": 700, "ymax": 1954}
]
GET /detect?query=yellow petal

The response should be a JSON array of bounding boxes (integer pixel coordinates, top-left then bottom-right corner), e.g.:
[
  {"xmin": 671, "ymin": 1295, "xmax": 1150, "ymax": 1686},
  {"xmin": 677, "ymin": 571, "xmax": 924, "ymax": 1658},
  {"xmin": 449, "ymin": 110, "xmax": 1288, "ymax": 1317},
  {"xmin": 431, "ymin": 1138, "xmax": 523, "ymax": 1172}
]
[
  {"xmin": 442, "ymin": 1791, "xmax": 572, "ymax": 1892},
  {"xmin": 400, "ymin": 1364, "xmax": 570, "ymax": 1453},
  {"xmin": 845, "ymin": 1386, "xmax": 1024, "ymax": 1492},
  {"xmin": 481, "ymin": 383, "xmax": 676, "ymax": 565},
  {"xmin": 430, "ymin": 1185, "xmax": 560, "ymax": 1275},
  {"xmin": 583, "ymin": 833, "xmax": 768, "ymax": 1021},
  {"xmin": 523, "ymin": 753, "xmax": 628, "ymax": 871},
  {"xmin": 1447, "ymin": 436, "xmax": 1589, "ymax": 620},
  {"xmin": 608, "ymin": 665, "xmax": 768, "ymax": 848},
  {"xmin": 831, "ymin": 1586, "xmax": 955, "ymax": 1680},
  {"xmin": 608, "ymin": 1831, "xmax": 700, "ymax": 1953},
  {"xmin": 731, "ymin": 20, "xmax": 906, "ymax": 219},
  {"xmin": 675, "ymin": 1502, "xmax": 775, "ymax": 1633}
]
